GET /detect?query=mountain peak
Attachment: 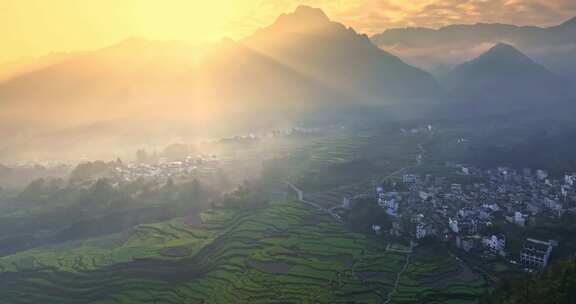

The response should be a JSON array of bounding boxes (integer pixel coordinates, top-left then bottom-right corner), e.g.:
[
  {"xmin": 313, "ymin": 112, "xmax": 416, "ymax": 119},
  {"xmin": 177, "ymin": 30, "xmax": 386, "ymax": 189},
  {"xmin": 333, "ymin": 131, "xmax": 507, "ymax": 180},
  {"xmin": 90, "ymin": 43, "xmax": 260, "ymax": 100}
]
[
  {"xmin": 269, "ymin": 6, "xmax": 331, "ymax": 32},
  {"xmin": 479, "ymin": 43, "xmax": 529, "ymax": 61},
  {"xmin": 444, "ymin": 40, "xmax": 566, "ymax": 101},
  {"xmin": 244, "ymin": 5, "xmax": 358, "ymax": 43},
  {"xmin": 489, "ymin": 42, "xmax": 518, "ymax": 52},
  {"xmin": 292, "ymin": 5, "xmax": 330, "ymax": 22}
]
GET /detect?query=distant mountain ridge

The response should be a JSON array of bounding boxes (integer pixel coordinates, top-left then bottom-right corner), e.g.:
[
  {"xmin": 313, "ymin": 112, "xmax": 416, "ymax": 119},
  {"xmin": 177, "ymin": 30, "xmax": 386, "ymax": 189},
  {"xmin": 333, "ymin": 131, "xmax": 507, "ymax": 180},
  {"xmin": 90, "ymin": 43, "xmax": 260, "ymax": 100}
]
[
  {"xmin": 371, "ymin": 17, "xmax": 576, "ymax": 81},
  {"xmin": 372, "ymin": 17, "xmax": 576, "ymax": 48}
]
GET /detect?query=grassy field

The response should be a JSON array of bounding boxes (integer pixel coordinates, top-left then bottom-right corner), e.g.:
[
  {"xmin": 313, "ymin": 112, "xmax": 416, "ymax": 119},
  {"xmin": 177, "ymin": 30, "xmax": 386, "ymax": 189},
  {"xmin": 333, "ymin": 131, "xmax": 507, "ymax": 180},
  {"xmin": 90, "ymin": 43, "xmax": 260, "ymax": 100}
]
[{"xmin": 0, "ymin": 197, "xmax": 487, "ymax": 303}]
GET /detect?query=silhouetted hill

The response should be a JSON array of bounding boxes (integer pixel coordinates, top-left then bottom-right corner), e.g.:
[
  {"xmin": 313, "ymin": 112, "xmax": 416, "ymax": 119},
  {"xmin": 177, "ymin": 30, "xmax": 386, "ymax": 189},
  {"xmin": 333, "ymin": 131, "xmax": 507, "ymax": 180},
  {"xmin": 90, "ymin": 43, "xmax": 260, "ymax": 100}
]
[{"xmin": 444, "ymin": 43, "xmax": 571, "ymax": 103}]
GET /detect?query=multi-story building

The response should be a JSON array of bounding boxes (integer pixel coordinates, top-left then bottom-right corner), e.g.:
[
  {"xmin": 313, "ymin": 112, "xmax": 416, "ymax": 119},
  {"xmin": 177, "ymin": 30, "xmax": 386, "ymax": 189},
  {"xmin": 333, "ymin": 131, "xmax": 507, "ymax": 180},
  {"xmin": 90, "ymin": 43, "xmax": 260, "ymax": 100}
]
[
  {"xmin": 459, "ymin": 218, "xmax": 478, "ymax": 235},
  {"xmin": 520, "ymin": 238, "xmax": 553, "ymax": 270},
  {"xmin": 403, "ymin": 174, "xmax": 418, "ymax": 184},
  {"xmin": 456, "ymin": 235, "xmax": 482, "ymax": 252}
]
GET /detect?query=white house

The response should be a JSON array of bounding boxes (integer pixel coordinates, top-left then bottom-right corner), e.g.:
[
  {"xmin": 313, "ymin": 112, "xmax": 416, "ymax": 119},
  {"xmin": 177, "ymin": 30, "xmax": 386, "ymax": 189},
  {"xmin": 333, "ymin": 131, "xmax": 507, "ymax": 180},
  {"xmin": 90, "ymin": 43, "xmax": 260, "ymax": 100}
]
[
  {"xmin": 342, "ymin": 197, "xmax": 352, "ymax": 209},
  {"xmin": 381, "ymin": 199, "xmax": 399, "ymax": 216},
  {"xmin": 481, "ymin": 203, "xmax": 500, "ymax": 212},
  {"xmin": 536, "ymin": 169, "xmax": 548, "ymax": 181},
  {"xmin": 451, "ymin": 184, "xmax": 463, "ymax": 194},
  {"xmin": 565, "ymin": 174, "xmax": 576, "ymax": 186},
  {"xmin": 419, "ymin": 191, "xmax": 432, "ymax": 201},
  {"xmin": 514, "ymin": 211, "xmax": 527, "ymax": 227},
  {"xmin": 372, "ymin": 224, "xmax": 382, "ymax": 235},
  {"xmin": 378, "ymin": 192, "xmax": 401, "ymax": 216},
  {"xmin": 416, "ymin": 223, "xmax": 427, "ymax": 240},
  {"xmin": 449, "ymin": 218, "xmax": 459, "ymax": 233},
  {"xmin": 483, "ymin": 235, "xmax": 506, "ymax": 256}
]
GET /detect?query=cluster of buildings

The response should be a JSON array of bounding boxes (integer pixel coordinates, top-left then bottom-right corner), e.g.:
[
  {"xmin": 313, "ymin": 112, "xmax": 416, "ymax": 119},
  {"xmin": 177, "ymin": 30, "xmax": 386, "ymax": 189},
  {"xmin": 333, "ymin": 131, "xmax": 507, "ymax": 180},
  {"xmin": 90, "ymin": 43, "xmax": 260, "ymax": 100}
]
[
  {"xmin": 367, "ymin": 165, "xmax": 576, "ymax": 271},
  {"xmin": 112, "ymin": 156, "xmax": 221, "ymax": 182}
]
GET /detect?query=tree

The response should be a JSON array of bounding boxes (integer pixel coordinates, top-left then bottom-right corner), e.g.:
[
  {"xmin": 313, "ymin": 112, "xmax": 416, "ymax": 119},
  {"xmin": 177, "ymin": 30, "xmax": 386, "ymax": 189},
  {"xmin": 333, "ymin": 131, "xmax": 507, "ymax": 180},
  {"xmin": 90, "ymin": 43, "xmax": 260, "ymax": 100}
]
[
  {"xmin": 218, "ymin": 181, "xmax": 269, "ymax": 210},
  {"xmin": 88, "ymin": 178, "xmax": 116, "ymax": 206},
  {"xmin": 165, "ymin": 178, "xmax": 175, "ymax": 189},
  {"xmin": 69, "ymin": 161, "xmax": 114, "ymax": 183},
  {"xmin": 17, "ymin": 178, "xmax": 47, "ymax": 202},
  {"xmin": 346, "ymin": 197, "xmax": 392, "ymax": 233},
  {"xmin": 482, "ymin": 259, "xmax": 576, "ymax": 304},
  {"xmin": 180, "ymin": 179, "xmax": 203, "ymax": 203}
]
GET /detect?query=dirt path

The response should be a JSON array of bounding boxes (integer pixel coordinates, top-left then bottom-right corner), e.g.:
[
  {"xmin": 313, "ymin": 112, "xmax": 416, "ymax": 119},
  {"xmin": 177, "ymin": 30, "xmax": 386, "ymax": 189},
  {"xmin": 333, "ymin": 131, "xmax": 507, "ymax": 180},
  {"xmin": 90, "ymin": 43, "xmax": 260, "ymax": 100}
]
[
  {"xmin": 382, "ymin": 244, "xmax": 413, "ymax": 304},
  {"xmin": 285, "ymin": 182, "xmax": 343, "ymax": 223}
]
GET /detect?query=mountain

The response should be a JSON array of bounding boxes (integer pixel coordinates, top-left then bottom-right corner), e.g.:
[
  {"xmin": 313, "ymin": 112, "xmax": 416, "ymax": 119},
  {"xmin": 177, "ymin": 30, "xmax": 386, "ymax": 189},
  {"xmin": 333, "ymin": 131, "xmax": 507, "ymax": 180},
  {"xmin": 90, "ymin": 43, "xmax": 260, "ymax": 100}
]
[
  {"xmin": 0, "ymin": 52, "xmax": 82, "ymax": 83},
  {"xmin": 371, "ymin": 17, "xmax": 576, "ymax": 81},
  {"xmin": 0, "ymin": 6, "xmax": 441, "ymax": 162},
  {"xmin": 443, "ymin": 43, "xmax": 571, "ymax": 103},
  {"xmin": 243, "ymin": 6, "xmax": 442, "ymax": 102},
  {"xmin": 0, "ymin": 38, "xmax": 332, "ymax": 161},
  {"xmin": 0, "ymin": 6, "xmax": 442, "ymax": 121}
]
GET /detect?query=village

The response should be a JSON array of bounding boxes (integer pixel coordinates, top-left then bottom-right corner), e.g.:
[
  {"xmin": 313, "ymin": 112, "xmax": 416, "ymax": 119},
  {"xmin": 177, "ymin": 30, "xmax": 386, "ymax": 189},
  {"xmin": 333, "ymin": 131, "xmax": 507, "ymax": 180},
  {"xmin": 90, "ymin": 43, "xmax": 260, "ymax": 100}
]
[{"xmin": 353, "ymin": 164, "xmax": 576, "ymax": 273}]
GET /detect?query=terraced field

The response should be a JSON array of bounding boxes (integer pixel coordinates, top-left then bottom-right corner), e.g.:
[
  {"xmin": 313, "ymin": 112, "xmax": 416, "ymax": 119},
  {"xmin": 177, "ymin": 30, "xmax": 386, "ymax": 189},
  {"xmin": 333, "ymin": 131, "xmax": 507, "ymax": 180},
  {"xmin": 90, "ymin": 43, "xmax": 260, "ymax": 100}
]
[
  {"xmin": 0, "ymin": 199, "xmax": 487, "ymax": 303},
  {"xmin": 393, "ymin": 247, "xmax": 486, "ymax": 304},
  {"xmin": 288, "ymin": 135, "xmax": 370, "ymax": 175},
  {"xmin": 285, "ymin": 128, "xmax": 430, "ymax": 194}
]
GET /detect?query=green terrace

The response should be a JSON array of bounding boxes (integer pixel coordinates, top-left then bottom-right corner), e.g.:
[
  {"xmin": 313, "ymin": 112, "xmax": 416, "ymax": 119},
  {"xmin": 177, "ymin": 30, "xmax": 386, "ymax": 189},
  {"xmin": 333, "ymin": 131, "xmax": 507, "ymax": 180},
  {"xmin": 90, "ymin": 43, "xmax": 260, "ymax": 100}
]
[{"xmin": 0, "ymin": 199, "xmax": 488, "ymax": 303}]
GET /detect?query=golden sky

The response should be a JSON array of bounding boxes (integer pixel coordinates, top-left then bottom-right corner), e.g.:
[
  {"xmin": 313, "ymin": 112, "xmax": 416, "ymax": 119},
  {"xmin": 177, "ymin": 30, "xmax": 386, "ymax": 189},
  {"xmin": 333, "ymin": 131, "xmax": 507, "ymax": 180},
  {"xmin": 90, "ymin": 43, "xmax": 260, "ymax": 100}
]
[{"xmin": 1, "ymin": 0, "xmax": 575, "ymax": 62}]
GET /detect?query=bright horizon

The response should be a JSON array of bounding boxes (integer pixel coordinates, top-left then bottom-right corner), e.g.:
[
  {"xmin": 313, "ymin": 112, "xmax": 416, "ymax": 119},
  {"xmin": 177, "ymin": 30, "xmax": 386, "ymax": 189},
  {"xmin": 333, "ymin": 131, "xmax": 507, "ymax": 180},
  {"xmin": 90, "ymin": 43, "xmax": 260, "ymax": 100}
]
[{"xmin": 1, "ymin": 0, "xmax": 575, "ymax": 63}]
